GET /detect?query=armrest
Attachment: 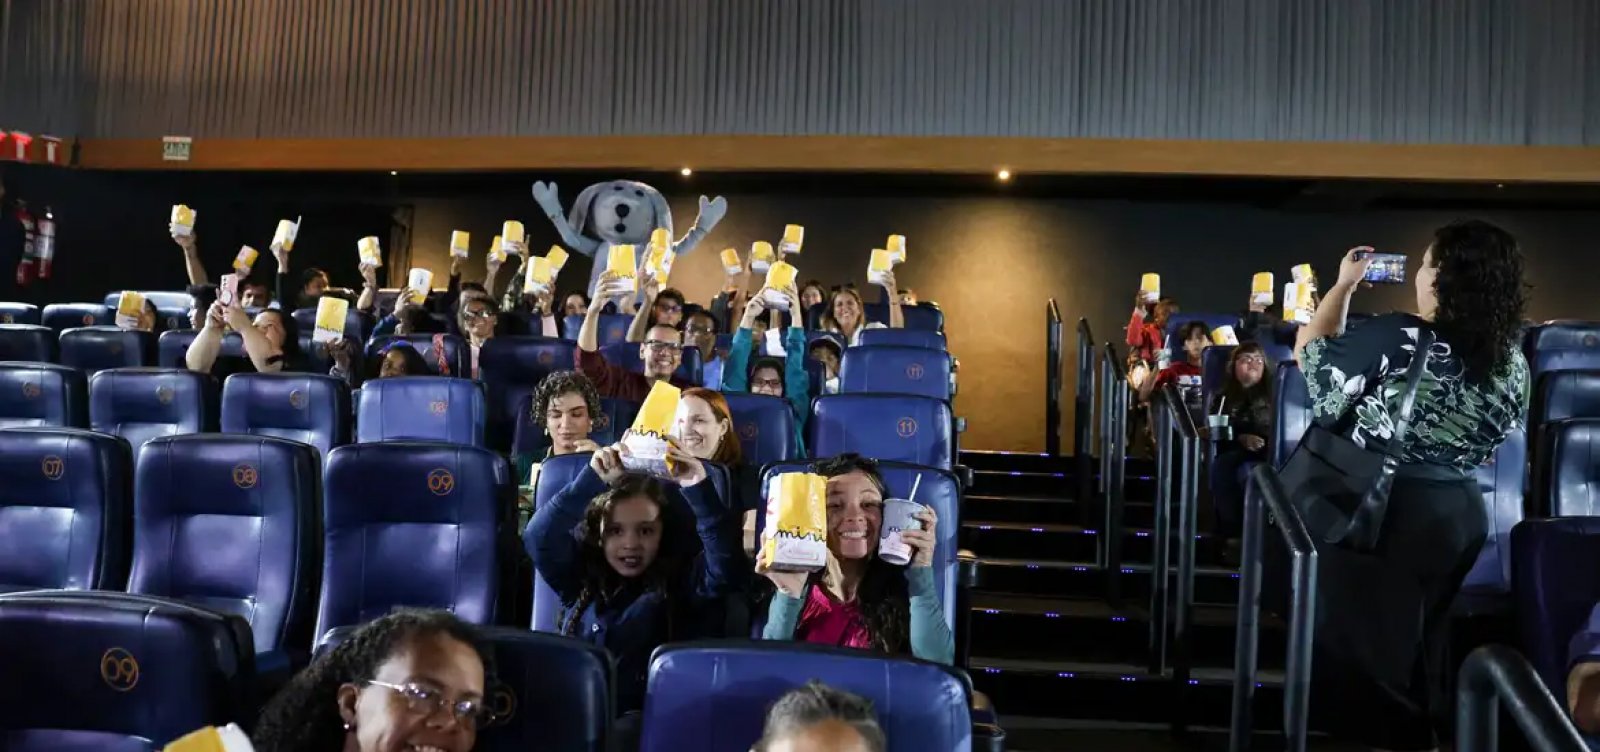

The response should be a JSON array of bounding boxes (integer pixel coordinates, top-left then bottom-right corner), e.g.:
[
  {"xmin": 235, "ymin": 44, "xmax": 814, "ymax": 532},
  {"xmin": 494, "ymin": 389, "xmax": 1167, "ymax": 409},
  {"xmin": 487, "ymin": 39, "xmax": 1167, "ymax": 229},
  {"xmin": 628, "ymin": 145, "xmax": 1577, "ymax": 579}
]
[
  {"xmin": 955, "ymin": 463, "xmax": 974, "ymax": 490},
  {"xmin": 955, "ymin": 550, "xmax": 979, "ymax": 669}
]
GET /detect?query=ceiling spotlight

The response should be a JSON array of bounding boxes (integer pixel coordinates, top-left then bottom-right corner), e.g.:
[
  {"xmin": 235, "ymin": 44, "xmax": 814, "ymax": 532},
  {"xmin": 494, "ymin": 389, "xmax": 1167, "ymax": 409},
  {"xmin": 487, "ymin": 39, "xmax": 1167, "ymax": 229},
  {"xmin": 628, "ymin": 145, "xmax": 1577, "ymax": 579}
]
[
  {"xmin": 1496, "ymin": 183, "xmax": 1505, "ymax": 189},
  {"xmin": 389, "ymin": 170, "xmax": 398, "ymax": 176},
  {"xmin": 680, "ymin": 167, "xmax": 693, "ymax": 177},
  {"xmin": 997, "ymin": 169, "xmax": 1012, "ymax": 181}
]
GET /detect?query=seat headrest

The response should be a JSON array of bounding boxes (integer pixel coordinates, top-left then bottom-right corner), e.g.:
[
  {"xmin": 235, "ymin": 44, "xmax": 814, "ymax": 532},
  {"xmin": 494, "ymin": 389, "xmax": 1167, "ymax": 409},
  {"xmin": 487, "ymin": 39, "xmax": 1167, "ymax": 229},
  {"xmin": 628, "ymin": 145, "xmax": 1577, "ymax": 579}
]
[
  {"xmin": 839, "ymin": 346, "xmax": 953, "ymax": 401},
  {"xmin": 0, "ymin": 362, "xmax": 87, "ymax": 428},
  {"xmin": 41, "ymin": 303, "xmax": 112, "ymax": 331},
  {"xmin": 811, "ymin": 394, "xmax": 953, "ymax": 470},
  {"xmin": 0, "ymin": 324, "xmax": 59, "ymax": 362},
  {"xmin": 0, "ymin": 427, "xmax": 132, "ymax": 591},
  {"xmin": 355, "ymin": 376, "xmax": 486, "ymax": 446},
  {"xmin": 220, "ymin": 372, "xmax": 350, "ymax": 454},
  {"xmin": 59, "ymin": 327, "xmax": 154, "ymax": 374},
  {"xmin": 723, "ymin": 392, "xmax": 798, "ymax": 468}
]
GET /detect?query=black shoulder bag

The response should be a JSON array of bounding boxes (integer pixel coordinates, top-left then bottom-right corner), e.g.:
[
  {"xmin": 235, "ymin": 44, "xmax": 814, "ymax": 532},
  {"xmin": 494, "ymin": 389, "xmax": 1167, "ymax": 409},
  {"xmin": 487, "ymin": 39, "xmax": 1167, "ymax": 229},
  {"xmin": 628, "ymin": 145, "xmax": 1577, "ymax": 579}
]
[{"xmin": 1278, "ymin": 330, "xmax": 1434, "ymax": 551}]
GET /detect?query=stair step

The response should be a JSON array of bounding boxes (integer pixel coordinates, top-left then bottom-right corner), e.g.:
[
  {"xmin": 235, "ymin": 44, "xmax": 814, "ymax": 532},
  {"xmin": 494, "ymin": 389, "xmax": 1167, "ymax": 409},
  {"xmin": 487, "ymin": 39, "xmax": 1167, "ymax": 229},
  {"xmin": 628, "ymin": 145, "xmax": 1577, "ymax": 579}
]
[
  {"xmin": 959, "ymin": 450, "xmax": 1079, "ymax": 474},
  {"xmin": 970, "ymin": 656, "xmax": 1284, "ymax": 726},
  {"xmin": 971, "ymin": 557, "xmax": 1241, "ymax": 605},
  {"xmin": 962, "ymin": 495, "xmax": 1159, "ymax": 528},
  {"xmin": 961, "ymin": 522, "xmax": 1227, "ymax": 566}
]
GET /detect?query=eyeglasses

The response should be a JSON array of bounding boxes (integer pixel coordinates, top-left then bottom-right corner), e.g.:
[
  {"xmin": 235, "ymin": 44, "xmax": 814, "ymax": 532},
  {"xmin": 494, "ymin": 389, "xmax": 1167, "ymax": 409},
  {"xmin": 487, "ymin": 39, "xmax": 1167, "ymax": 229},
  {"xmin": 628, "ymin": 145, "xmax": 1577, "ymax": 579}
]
[
  {"xmin": 752, "ymin": 377, "xmax": 784, "ymax": 390},
  {"xmin": 644, "ymin": 340, "xmax": 682, "ymax": 352},
  {"xmin": 1239, "ymin": 355, "xmax": 1267, "ymax": 366},
  {"xmin": 686, "ymin": 326, "xmax": 716, "ymax": 337},
  {"xmin": 367, "ymin": 680, "xmax": 492, "ymax": 727},
  {"xmin": 656, "ymin": 303, "xmax": 683, "ymax": 314},
  {"xmin": 462, "ymin": 308, "xmax": 496, "ymax": 320}
]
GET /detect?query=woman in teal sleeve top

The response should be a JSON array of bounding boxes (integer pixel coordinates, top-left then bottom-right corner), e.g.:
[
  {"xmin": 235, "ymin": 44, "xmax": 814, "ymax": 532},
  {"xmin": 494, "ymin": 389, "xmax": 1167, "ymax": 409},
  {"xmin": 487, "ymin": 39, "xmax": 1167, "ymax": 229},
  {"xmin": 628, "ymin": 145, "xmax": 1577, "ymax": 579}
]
[
  {"xmin": 723, "ymin": 286, "xmax": 810, "ymax": 454},
  {"xmin": 755, "ymin": 454, "xmax": 954, "ymax": 665}
]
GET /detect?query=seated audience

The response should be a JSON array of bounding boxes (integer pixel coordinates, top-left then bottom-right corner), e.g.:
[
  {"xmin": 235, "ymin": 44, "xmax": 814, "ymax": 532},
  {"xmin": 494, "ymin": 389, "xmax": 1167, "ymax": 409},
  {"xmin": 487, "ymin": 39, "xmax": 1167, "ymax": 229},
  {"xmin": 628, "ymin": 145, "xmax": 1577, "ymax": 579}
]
[
  {"xmin": 373, "ymin": 288, "xmax": 447, "ymax": 338},
  {"xmin": 526, "ymin": 444, "xmax": 739, "ymax": 712},
  {"xmin": 755, "ymin": 680, "xmax": 886, "ymax": 752},
  {"xmin": 726, "ymin": 288, "xmax": 810, "ymax": 451},
  {"xmin": 757, "ymin": 454, "xmax": 953, "ymax": 665},
  {"xmin": 808, "ymin": 338, "xmax": 843, "ymax": 395},
  {"xmin": 1126, "ymin": 294, "xmax": 1180, "ymax": 365},
  {"xmin": 820, "ymin": 279, "xmax": 903, "ymax": 347},
  {"xmin": 329, "ymin": 339, "xmax": 430, "ymax": 387},
  {"xmin": 1138, "ymin": 320, "xmax": 1208, "ymax": 428},
  {"xmin": 514, "ymin": 369, "xmax": 602, "ymax": 486},
  {"xmin": 675, "ymin": 387, "xmax": 742, "ymax": 468},
  {"xmin": 250, "ymin": 609, "xmax": 492, "ymax": 752},
  {"xmin": 897, "ymin": 288, "xmax": 917, "ymax": 306},
  {"xmin": 240, "ymin": 279, "xmax": 272, "ymax": 309},
  {"xmin": 186, "ymin": 283, "xmax": 218, "ymax": 331},
  {"xmin": 684, "ymin": 309, "xmax": 724, "ymax": 388},
  {"xmin": 186, "ymin": 302, "xmax": 303, "ymax": 378},
  {"xmin": 1208, "ymin": 343, "xmax": 1273, "ymax": 538},
  {"xmin": 116, "ymin": 297, "xmax": 159, "ymax": 332},
  {"xmin": 458, "ymin": 296, "xmax": 498, "ymax": 378},
  {"xmin": 800, "ymin": 280, "xmax": 828, "ymax": 313},
  {"xmin": 577, "ymin": 272, "xmax": 694, "ymax": 400}
]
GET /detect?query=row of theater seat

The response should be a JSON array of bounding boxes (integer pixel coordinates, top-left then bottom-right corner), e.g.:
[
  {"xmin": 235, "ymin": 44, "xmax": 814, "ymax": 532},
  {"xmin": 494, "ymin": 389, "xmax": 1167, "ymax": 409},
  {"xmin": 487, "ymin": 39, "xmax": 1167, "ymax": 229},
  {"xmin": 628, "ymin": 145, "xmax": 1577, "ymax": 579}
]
[{"xmin": 0, "ymin": 587, "xmax": 984, "ymax": 751}]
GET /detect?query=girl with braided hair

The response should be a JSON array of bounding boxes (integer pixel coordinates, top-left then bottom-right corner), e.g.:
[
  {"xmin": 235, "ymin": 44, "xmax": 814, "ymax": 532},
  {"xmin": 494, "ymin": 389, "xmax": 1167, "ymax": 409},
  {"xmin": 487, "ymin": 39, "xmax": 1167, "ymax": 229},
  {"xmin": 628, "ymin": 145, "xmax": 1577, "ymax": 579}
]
[
  {"xmin": 252, "ymin": 609, "xmax": 493, "ymax": 752},
  {"xmin": 525, "ymin": 443, "xmax": 742, "ymax": 712}
]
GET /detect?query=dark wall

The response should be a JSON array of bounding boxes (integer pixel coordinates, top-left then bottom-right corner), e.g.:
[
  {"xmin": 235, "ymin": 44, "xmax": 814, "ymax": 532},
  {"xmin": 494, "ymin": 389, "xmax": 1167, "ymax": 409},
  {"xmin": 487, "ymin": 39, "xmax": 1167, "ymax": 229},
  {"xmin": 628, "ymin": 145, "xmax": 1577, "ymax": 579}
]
[{"xmin": 8, "ymin": 165, "xmax": 1600, "ymax": 452}]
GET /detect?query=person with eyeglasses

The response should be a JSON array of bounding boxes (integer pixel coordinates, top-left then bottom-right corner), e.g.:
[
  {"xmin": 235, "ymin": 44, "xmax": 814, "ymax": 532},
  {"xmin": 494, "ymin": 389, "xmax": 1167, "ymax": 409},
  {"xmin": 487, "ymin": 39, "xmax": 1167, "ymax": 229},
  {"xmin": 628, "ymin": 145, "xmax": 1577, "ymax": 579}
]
[
  {"xmin": 725, "ymin": 286, "xmax": 810, "ymax": 454},
  {"xmin": 1208, "ymin": 342, "xmax": 1274, "ymax": 540},
  {"xmin": 456, "ymin": 296, "xmax": 499, "ymax": 378},
  {"xmin": 681, "ymin": 310, "xmax": 725, "ymax": 388},
  {"xmin": 250, "ymin": 609, "xmax": 492, "ymax": 752},
  {"xmin": 577, "ymin": 271, "xmax": 694, "ymax": 402},
  {"xmin": 626, "ymin": 268, "xmax": 686, "ymax": 340}
]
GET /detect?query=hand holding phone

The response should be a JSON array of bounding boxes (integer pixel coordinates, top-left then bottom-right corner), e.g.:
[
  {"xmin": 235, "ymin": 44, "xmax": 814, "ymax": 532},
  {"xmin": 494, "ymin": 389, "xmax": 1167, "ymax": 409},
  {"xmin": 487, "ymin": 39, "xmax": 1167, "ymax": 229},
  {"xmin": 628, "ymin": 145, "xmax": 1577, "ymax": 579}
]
[{"xmin": 1357, "ymin": 251, "xmax": 1408, "ymax": 284}]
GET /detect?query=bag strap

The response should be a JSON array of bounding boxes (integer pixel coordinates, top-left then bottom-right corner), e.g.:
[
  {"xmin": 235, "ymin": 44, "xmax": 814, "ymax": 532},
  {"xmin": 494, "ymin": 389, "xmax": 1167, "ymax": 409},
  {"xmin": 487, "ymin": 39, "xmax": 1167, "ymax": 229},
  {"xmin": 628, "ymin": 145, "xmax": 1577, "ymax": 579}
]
[
  {"xmin": 1383, "ymin": 328, "xmax": 1435, "ymax": 462},
  {"xmin": 1344, "ymin": 328, "xmax": 1435, "ymax": 549}
]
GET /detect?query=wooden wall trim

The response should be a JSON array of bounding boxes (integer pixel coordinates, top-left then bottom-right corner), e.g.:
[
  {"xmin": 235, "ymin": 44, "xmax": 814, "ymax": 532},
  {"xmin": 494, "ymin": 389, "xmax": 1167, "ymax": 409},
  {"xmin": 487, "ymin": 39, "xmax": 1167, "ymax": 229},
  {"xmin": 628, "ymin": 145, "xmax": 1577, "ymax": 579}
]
[{"xmin": 76, "ymin": 136, "xmax": 1600, "ymax": 183}]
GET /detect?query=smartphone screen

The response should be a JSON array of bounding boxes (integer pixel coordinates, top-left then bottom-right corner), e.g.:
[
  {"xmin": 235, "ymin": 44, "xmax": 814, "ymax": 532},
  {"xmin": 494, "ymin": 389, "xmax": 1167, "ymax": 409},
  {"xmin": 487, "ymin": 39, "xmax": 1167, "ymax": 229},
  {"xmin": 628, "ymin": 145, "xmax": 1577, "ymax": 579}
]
[{"xmin": 1361, "ymin": 252, "xmax": 1407, "ymax": 284}]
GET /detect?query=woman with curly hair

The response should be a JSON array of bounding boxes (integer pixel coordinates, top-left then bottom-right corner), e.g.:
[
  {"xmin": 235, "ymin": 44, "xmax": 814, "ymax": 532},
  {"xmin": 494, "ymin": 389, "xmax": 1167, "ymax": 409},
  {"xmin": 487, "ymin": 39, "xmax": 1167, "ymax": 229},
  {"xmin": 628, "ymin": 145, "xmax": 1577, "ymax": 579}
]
[
  {"xmin": 1292, "ymin": 220, "xmax": 1530, "ymax": 751},
  {"xmin": 525, "ymin": 443, "xmax": 741, "ymax": 713},
  {"xmin": 251, "ymin": 609, "xmax": 493, "ymax": 752},
  {"xmin": 757, "ymin": 454, "xmax": 953, "ymax": 665},
  {"xmin": 514, "ymin": 370, "xmax": 602, "ymax": 487}
]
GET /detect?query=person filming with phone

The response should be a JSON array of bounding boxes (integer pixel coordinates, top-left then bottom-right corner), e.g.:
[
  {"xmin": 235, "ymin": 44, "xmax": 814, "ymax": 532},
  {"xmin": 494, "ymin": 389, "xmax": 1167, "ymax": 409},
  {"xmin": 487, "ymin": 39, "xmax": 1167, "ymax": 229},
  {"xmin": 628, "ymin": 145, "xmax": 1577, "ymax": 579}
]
[{"xmin": 1289, "ymin": 220, "xmax": 1529, "ymax": 750}]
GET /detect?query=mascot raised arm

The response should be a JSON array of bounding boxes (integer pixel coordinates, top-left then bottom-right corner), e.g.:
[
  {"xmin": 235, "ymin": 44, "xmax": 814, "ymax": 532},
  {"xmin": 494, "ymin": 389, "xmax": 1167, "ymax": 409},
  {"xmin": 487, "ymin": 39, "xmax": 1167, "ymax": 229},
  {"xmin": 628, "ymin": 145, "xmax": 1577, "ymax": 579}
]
[{"xmin": 531, "ymin": 179, "xmax": 728, "ymax": 296}]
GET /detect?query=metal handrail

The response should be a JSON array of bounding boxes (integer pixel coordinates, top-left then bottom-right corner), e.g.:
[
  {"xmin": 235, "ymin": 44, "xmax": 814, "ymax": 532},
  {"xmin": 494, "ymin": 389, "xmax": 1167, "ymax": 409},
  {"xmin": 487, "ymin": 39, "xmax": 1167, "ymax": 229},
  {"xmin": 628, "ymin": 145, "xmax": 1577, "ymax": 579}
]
[
  {"xmin": 1146, "ymin": 384, "xmax": 1186, "ymax": 675},
  {"xmin": 1457, "ymin": 645, "xmax": 1589, "ymax": 752},
  {"xmin": 1228, "ymin": 464, "xmax": 1319, "ymax": 752},
  {"xmin": 1045, "ymin": 299, "xmax": 1063, "ymax": 456},
  {"xmin": 1101, "ymin": 343, "xmax": 1129, "ymax": 604},
  {"xmin": 1075, "ymin": 318, "xmax": 1095, "ymax": 526},
  {"xmin": 1160, "ymin": 383, "xmax": 1201, "ymax": 730}
]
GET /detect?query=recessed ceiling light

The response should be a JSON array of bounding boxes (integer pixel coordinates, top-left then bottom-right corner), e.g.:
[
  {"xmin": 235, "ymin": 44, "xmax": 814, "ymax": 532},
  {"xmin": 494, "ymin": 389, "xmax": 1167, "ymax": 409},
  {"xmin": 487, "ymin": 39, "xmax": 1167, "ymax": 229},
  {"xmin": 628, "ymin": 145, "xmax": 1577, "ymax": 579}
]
[
  {"xmin": 997, "ymin": 169, "xmax": 1012, "ymax": 181},
  {"xmin": 389, "ymin": 170, "xmax": 398, "ymax": 176},
  {"xmin": 680, "ymin": 167, "xmax": 693, "ymax": 177}
]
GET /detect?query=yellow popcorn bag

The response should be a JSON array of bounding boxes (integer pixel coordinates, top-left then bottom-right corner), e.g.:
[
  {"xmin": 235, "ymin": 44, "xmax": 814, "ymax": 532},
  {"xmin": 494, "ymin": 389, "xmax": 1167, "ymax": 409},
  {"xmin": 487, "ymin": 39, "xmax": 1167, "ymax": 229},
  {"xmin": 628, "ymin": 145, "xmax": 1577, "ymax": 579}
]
[
  {"xmin": 114, "ymin": 291, "xmax": 146, "ymax": 329},
  {"xmin": 607, "ymin": 244, "xmax": 638, "ymax": 293},
  {"xmin": 867, "ymin": 249, "xmax": 894, "ymax": 286},
  {"xmin": 759, "ymin": 472, "xmax": 829, "ymax": 572},
  {"xmin": 1211, "ymin": 325, "xmax": 1240, "ymax": 346},
  {"xmin": 488, "ymin": 235, "xmax": 506, "ymax": 264},
  {"xmin": 779, "ymin": 224, "xmax": 804, "ymax": 255},
  {"xmin": 1291, "ymin": 263, "xmax": 1315, "ymax": 285},
  {"xmin": 523, "ymin": 256, "xmax": 553, "ymax": 295},
  {"xmin": 546, "ymin": 245, "xmax": 570, "ymax": 273},
  {"xmin": 1140, "ymin": 273, "xmax": 1161, "ymax": 303},
  {"xmin": 763, "ymin": 261, "xmax": 798, "ymax": 310},
  {"xmin": 620, "ymin": 381, "xmax": 681, "ymax": 480},
  {"xmin": 1284, "ymin": 282, "xmax": 1314, "ymax": 324},
  {"xmin": 312, "ymin": 296, "xmax": 349, "ymax": 344},
  {"xmin": 720, "ymin": 248, "xmax": 742, "ymax": 275},
  {"xmin": 233, "ymin": 245, "xmax": 259, "ymax": 274},
  {"xmin": 750, "ymin": 241, "xmax": 776, "ymax": 273},
  {"xmin": 502, "ymin": 220, "xmax": 526, "ymax": 252},
  {"xmin": 357, "ymin": 236, "xmax": 383, "ymax": 268},
  {"xmin": 886, "ymin": 234, "xmax": 907, "ymax": 265},
  {"xmin": 450, "ymin": 230, "xmax": 471, "ymax": 259},
  {"xmin": 1251, "ymin": 272, "xmax": 1274, "ymax": 307},
  {"xmin": 162, "ymin": 723, "xmax": 255, "ymax": 752},
  {"xmin": 645, "ymin": 237, "xmax": 675, "ymax": 285},
  {"xmin": 170, "ymin": 205, "xmax": 197, "ymax": 237},
  {"xmin": 405, "ymin": 268, "xmax": 433, "ymax": 305},
  {"xmin": 272, "ymin": 217, "xmax": 299, "ymax": 251}
]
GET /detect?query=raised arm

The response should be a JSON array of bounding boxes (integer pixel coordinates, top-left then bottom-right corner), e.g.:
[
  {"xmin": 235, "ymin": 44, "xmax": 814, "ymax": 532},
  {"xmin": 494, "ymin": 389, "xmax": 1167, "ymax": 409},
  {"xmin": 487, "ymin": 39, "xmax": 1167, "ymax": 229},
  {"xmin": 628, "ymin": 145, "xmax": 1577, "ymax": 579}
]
[
  {"xmin": 626, "ymin": 272, "xmax": 662, "ymax": 344},
  {"xmin": 1294, "ymin": 248, "xmax": 1370, "ymax": 361},
  {"xmin": 355, "ymin": 265, "xmax": 378, "ymax": 314},
  {"xmin": 227, "ymin": 306, "xmax": 283, "ymax": 373},
  {"xmin": 880, "ymin": 270, "xmax": 904, "ymax": 329},
  {"xmin": 578, "ymin": 274, "xmax": 624, "ymax": 353},
  {"xmin": 184, "ymin": 302, "xmax": 227, "ymax": 373},
  {"xmin": 525, "ymin": 462, "xmax": 611, "ymax": 600},
  {"xmin": 669, "ymin": 450, "xmax": 746, "ymax": 601},
  {"xmin": 174, "ymin": 232, "xmax": 209, "ymax": 286}
]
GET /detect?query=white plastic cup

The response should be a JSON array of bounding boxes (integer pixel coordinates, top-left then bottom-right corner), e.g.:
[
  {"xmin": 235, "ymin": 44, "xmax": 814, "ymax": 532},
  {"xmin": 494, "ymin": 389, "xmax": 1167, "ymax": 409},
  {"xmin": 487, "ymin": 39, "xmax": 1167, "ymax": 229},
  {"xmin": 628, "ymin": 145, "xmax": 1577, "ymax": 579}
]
[{"xmin": 879, "ymin": 499, "xmax": 926, "ymax": 565}]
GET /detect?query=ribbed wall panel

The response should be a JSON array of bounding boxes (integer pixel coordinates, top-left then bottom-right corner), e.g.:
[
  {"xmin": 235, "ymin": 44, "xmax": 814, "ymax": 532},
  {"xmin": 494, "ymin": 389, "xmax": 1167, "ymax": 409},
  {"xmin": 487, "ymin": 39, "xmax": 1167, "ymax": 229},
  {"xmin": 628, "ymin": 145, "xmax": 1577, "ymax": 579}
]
[{"xmin": 2, "ymin": 0, "xmax": 1596, "ymax": 145}]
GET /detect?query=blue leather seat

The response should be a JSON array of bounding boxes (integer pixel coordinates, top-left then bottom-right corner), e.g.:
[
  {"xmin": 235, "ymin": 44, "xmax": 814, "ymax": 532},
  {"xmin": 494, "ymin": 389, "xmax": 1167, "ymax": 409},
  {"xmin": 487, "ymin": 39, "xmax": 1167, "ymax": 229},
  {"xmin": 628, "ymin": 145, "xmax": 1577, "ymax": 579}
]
[
  {"xmin": 0, "ymin": 590, "xmax": 253, "ymax": 750},
  {"xmin": 156, "ymin": 306, "xmax": 191, "ymax": 332},
  {"xmin": 0, "ymin": 428, "xmax": 131, "ymax": 592},
  {"xmin": 102, "ymin": 291, "xmax": 193, "ymax": 312},
  {"xmin": 480, "ymin": 336, "xmax": 578, "ymax": 450},
  {"xmin": 365, "ymin": 333, "xmax": 469, "ymax": 377},
  {"xmin": 0, "ymin": 302, "xmax": 39, "ymax": 325},
  {"xmin": 600, "ymin": 341, "xmax": 704, "ymax": 387},
  {"xmin": 1511, "ymin": 516, "xmax": 1600, "ymax": 697},
  {"xmin": 512, "ymin": 395, "xmax": 635, "ymax": 459},
  {"xmin": 858, "ymin": 302, "xmax": 944, "ymax": 333},
  {"xmin": 88, "ymin": 368, "xmax": 217, "ymax": 460},
  {"xmin": 0, "ymin": 324, "xmax": 58, "ymax": 362},
  {"xmin": 858, "ymin": 328, "xmax": 948, "ymax": 350},
  {"xmin": 41, "ymin": 303, "xmax": 112, "ymax": 331},
  {"xmin": 129, "ymin": 435, "xmax": 320, "ymax": 660},
  {"xmin": 840, "ymin": 346, "xmax": 953, "ymax": 401},
  {"xmin": 1271, "ymin": 362, "xmax": 1311, "ymax": 467},
  {"xmin": 640, "ymin": 642, "xmax": 973, "ymax": 752},
  {"xmin": 1461, "ymin": 427, "xmax": 1525, "ymax": 594},
  {"xmin": 1200, "ymin": 345, "xmax": 1234, "ymax": 407},
  {"xmin": 315, "ymin": 624, "xmax": 615, "ymax": 752},
  {"xmin": 529, "ymin": 453, "xmax": 595, "ymax": 632},
  {"xmin": 1524, "ymin": 321, "xmax": 1600, "ymax": 378},
  {"xmin": 0, "ymin": 362, "xmax": 86, "ymax": 428},
  {"xmin": 58, "ymin": 327, "xmax": 154, "ymax": 375},
  {"xmin": 565, "ymin": 313, "xmax": 633, "ymax": 347},
  {"xmin": 157, "ymin": 329, "xmax": 248, "ymax": 369},
  {"xmin": 317, "ymin": 442, "xmax": 507, "ymax": 637},
  {"xmin": 1543, "ymin": 419, "xmax": 1600, "ymax": 517},
  {"xmin": 220, "ymin": 372, "xmax": 350, "ymax": 457},
  {"xmin": 1261, "ymin": 342, "xmax": 1293, "ymax": 365},
  {"xmin": 355, "ymin": 376, "xmax": 486, "ymax": 446},
  {"xmin": 757, "ymin": 461, "xmax": 962, "ymax": 635},
  {"xmin": 811, "ymin": 394, "xmax": 953, "ymax": 470},
  {"xmin": 805, "ymin": 358, "xmax": 828, "ymax": 401},
  {"xmin": 291, "ymin": 306, "xmax": 375, "ymax": 345},
  {"xmin": 723, "ymin": 393, "xmax": 798, "ymax": 469}
]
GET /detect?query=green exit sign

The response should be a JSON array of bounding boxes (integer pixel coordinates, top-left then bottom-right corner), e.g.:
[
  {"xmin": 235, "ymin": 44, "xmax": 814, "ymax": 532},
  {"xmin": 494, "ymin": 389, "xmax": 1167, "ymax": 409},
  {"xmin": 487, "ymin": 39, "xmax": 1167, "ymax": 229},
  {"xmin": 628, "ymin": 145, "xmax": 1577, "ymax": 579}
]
[{"xmin": 162, "ymin": 136, "xmax": 192, "ymax": 162}]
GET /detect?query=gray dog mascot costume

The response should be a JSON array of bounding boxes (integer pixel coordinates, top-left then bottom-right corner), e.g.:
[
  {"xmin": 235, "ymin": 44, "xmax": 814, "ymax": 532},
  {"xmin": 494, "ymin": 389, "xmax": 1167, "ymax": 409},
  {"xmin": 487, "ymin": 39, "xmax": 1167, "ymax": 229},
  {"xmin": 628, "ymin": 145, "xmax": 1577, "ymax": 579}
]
[{"xmin": 530, "ymin": 180, "xmax": 728, "ymax": 297}]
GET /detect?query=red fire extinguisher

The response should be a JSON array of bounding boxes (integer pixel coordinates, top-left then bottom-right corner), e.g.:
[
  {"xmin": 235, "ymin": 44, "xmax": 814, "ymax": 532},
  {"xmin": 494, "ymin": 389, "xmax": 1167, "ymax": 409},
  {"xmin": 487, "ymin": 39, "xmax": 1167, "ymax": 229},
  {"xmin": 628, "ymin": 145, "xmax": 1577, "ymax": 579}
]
[
  {"xmin": 13, "ymin": 201, "xmax": 36, "ymax": 287},
  {"xmin": 35, "ymin": 207, "xmax": 55, "ymax": 280}
]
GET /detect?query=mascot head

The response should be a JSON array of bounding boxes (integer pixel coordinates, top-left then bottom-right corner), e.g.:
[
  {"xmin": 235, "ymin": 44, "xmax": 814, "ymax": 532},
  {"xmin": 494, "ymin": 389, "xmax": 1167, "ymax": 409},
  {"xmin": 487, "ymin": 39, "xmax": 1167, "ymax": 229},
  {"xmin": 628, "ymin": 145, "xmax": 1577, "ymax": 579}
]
[{"xmin": 567, "ymin": 180, "xmax": 673, "ymax": 246}]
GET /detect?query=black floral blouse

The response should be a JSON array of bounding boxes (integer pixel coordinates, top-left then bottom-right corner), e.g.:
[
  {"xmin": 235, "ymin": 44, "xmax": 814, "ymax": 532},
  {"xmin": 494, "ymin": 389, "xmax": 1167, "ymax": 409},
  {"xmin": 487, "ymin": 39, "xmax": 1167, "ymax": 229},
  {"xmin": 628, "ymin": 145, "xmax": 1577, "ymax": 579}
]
[{"xmin": 1301, "ymin": 313, "xmax": 1529, "ymax": 472}]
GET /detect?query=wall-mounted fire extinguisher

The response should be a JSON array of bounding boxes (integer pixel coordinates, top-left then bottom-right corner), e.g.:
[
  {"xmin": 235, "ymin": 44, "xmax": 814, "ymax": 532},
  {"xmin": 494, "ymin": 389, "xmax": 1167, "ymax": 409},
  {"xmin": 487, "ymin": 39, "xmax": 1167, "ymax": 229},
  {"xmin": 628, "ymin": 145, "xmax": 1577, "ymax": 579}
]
[
  {"xmin": 13, "ymin": 200, "xmax": 36, "ymax": 287},
  {"xmin": 34, "ymin": 207, "xmax": 55, "ymax": 280}
]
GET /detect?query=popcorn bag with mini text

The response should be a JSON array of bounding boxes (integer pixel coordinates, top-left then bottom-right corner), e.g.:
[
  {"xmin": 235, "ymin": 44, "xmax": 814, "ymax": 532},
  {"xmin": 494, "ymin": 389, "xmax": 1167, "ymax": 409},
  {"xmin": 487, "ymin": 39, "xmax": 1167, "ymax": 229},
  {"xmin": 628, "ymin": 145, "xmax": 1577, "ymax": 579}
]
[
  {"xmin": 163, "ymin": 724, "xmax": 254, "ymax": 752},
  {"xmin": 450, "ymin": 230, "xmax": 471, "ymax": 259},
  {"xmin": 779, "ymin": 224, "xmax": 804, "ymax": 255},
  {"xmin": 750, "ymin": 241, "xmax": 776, "ymax": 273},
  {"xmin": 357, "ymin": 237, "xmax": 383, "ymax": 268},
  {"xmin": 620, "ymin": 381, "xmax": 681, "ymax": 480},
  {"xmin": 763, "ymin": 261, "xmax": 798, "ymax": 310},
  {"xmin": 886, "ymin": 234, "xmax": 907, "ymax": 265},
  {"xmin": 867, "ymin": 249, "xmax": 894, "ymax": 287},
  {"xmin": 759, "ymin": 472, "xmax": 829, "ymax": 572},
  {"xmin": 272, "ymin": 218, "xmax": 299, "ymax": 251},
  {"xmin": 721, "ymin": 248, "xmax": 742, "ymax": 276},
  {"xmin": 312, "ymin": 296, "xmax": 349, "ymax": 344},
  {"xmin": 1251, "ymin": 272, "xmax": 1274, "ymax": 307},
  {"xmin": 114, "ymin": 292, "xmax": 146, "ymax": 329},
  {"xmin": 170, "ymin": 205, "xmax": 197, "ymax": 237},
  {"xmin": 607, "ymin": 245, "xmax": 638, "ymax": 294},
  {"xmin": 1140, "ymin": 273, "xmax": 1161, "ymax": 303}
]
